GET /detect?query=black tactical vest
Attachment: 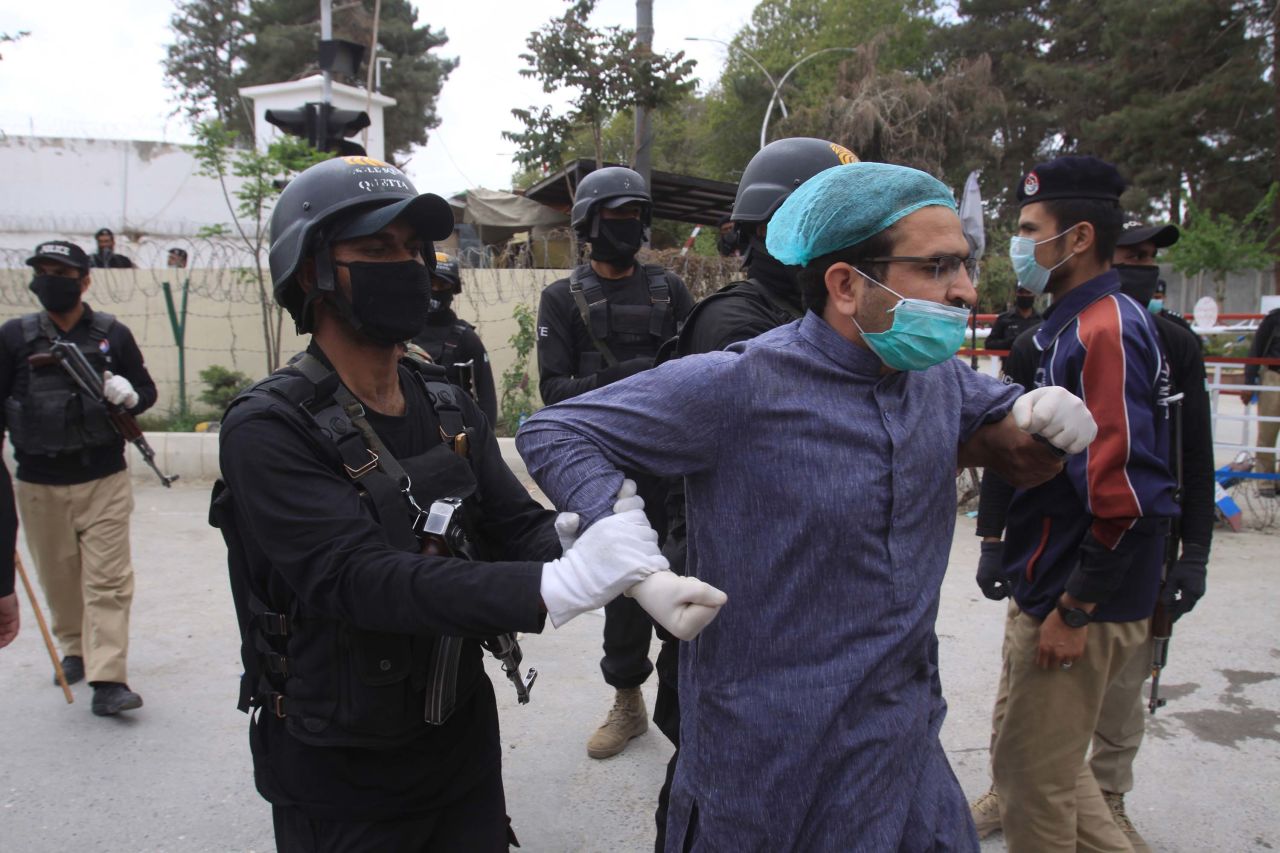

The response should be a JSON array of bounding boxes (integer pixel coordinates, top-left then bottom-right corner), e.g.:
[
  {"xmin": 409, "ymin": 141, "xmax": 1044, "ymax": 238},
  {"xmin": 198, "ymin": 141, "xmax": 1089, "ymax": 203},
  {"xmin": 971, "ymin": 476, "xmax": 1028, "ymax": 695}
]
[
  {"xmin": 211, "ymin": 353, "xmax": 492, "ymax": 749},
  {"xmin": 569, "ymin": 264, "xmax": 676, "ymax": 372},
  {"xmin": 413, "ymin": 319, "xmax": 476, "ymax": 397},
  {"xmin": 4, "ymin": 312, "xmax": 118, "ymax": 456}
]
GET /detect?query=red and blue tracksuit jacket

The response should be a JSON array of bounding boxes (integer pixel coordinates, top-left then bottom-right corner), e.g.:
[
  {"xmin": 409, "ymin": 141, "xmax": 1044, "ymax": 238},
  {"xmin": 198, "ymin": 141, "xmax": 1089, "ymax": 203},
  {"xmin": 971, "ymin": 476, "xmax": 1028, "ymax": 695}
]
[{"xmin": 1002, "ymin": 270, "xmax": 1179, "ymax": 623}]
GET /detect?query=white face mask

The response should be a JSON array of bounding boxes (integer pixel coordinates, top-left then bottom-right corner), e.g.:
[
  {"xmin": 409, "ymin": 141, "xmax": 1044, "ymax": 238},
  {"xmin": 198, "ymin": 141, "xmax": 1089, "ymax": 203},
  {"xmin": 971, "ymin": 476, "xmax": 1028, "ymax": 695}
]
[{"xmin": 1008, "ymin": 226, "xmax": 1078, "ymax": 295}]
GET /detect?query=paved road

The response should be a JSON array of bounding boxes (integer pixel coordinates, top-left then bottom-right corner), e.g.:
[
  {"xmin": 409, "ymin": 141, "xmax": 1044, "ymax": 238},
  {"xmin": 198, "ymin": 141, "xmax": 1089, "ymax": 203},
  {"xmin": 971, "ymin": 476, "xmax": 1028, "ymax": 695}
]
[{"xmin": 1, "ymin": 480, "xmax": 1277, "ymax": 852}]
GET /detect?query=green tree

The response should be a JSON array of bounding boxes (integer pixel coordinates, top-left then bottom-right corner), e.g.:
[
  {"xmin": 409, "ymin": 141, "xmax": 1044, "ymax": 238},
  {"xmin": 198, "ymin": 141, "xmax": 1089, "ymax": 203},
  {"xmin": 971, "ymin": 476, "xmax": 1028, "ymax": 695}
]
[
  {"xmin": 699, "ymin": 0, "xmax": 938, "ymax": 181},
  {"xmin": 497, "ymin": 303, "xmax": 540, "ymax": 436},
  {"xmin": 162, "ymin": 0, "xmax": 248, "ymax": 129},
  {"xmin": 505, "ymin": 0, "xmax": 697, "ymax": 172},
  {"xmin": 1166, "ymin": 185, "xmax": 1279, "ymax": 304},
  {"xmin": 941, "ymin": 0, "xmax": 1273, "ymax": 220},
  {"xmin": 190, "ymin": 120, "xmax": 329, "ymax": 371},
  {"xmin": 777, "ymin": 38, "xmax": 1004, "ymax": 185},
  {"xmin": 163, "ymin": 0, "xmax": 456, "ymax": 158}
]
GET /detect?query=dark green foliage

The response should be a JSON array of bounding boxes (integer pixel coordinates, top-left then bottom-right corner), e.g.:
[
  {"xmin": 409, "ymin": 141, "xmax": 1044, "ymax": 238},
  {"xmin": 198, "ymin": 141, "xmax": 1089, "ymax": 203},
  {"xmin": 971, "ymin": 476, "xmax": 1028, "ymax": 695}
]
[
  {"xmin": 199, "ymin": 365, "xmax": 255, "ymax": 412},
  {"xmin": 164, "ymin": 0, "xmax": 455, "ymax": 159},
  {"xmin": 163, "ymin": 1, "xmax": 249, "ymax": 132},
  {"xmin": 505, "ymin": 0, "xmax": 697, "ymax": 171}
]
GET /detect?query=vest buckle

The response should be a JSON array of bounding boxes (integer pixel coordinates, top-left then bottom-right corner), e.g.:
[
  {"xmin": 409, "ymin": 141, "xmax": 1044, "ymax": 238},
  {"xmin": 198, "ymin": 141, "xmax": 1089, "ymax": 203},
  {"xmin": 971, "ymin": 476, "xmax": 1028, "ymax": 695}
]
[{"xmin": 343, "ymin": 449, "xmax": 379, "ymax": 478}]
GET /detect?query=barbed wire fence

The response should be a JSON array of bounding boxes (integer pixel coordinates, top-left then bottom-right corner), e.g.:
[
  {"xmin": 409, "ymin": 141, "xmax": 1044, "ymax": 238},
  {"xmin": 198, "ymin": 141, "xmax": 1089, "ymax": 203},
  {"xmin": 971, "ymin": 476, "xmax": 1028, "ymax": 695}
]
[{"xmin": 0, "ymin": 231, "xmax": 746, "ymax": 421}]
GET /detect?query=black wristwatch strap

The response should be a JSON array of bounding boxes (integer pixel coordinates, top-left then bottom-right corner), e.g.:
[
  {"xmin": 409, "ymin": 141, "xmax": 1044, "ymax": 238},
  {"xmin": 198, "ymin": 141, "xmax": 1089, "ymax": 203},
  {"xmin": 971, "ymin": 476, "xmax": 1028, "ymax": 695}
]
[{"xmin": 1057, "ymin": 601, "xmax": 1092, "ymax": 628}]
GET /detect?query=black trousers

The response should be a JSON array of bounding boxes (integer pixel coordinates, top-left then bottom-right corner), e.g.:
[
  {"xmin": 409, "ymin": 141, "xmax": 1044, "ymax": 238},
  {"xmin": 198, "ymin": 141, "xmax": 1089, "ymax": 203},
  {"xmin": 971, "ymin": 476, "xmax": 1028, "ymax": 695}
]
[
  {"xmin": 654, "ymin": 748, "xmax": 680, "ymax": 853},
  {"xmin": 600, "ymin": 473, "xmax": 664, "ymax": 690},
  {"xmin": 272, "ymin": 766, "xmax": 513, "ymax": 853}
]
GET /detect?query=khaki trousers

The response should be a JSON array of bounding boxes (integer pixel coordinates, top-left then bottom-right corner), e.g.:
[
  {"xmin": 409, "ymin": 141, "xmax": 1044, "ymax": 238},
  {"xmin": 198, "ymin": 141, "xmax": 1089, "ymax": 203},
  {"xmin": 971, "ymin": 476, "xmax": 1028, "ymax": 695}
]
[
  {"xmin": 991, "ymin": 605, "xmax": 1147, "ymax": 853},
  {"xmin": 1256, "ymin": 370, "xmax": 1280, "ymax": 484},
  {"xmin": 990, "ymin": 602, "xmax": 1152, "ymax": 795},
  {"xmin": 1088, "ymin": 635, "xmax": 1152, "ymax": 794},
  {"xmin": 16, "ymin": 469, "xmax": 135, "ymax": 684}
]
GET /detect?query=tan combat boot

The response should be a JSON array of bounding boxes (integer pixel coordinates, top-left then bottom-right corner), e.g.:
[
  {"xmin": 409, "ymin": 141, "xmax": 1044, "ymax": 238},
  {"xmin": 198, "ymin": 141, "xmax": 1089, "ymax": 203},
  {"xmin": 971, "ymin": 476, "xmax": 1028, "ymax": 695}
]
[
  {"xmin": 969, "ymin": 787, "xmax": 1002, "ymax": 839},
  {"xmin": 586, "ymin": 687, "xmax": 648, "ymax": 759},
  {"xmin": 1103, "ymin": 791, "xmax": 1151, "ymax": 852}
]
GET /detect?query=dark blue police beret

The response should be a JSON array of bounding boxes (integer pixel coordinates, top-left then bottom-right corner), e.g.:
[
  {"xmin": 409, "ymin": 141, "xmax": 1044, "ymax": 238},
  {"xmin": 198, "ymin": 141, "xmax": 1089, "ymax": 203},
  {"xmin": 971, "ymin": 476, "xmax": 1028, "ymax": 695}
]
[{"xmin": 1017, "ymin": 156, "xmax": 1125, "ymax": 207}]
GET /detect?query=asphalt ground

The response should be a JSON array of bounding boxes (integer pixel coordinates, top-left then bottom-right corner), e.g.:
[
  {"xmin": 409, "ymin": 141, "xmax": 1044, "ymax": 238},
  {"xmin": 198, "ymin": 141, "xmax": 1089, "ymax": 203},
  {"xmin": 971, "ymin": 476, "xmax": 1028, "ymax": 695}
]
[{"xmin": 1, "ymin": 477, "xmax": 1277, "ymax": 852}]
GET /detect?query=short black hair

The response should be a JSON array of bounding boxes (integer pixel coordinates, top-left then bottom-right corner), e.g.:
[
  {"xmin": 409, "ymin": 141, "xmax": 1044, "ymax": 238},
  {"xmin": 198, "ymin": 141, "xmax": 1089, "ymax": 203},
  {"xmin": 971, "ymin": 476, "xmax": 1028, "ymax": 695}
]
[
  {"xmin": 95, "ymin": 228, "xmax": 114, "ymax": 239},
  {"xmin": 798, "ymin": 225, "xmax": 897, "ymax": 315},
  {"xmin": 1040, "ymin": 198, "xmax": 1123, "ymax": 263}
]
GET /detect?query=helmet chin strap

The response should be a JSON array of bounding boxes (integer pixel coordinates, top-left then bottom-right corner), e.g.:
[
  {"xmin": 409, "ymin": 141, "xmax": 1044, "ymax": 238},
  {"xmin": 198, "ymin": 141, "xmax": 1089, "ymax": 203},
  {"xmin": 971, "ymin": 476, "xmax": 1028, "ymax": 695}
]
[{"xmin": 303, "ymin": 240, "xmax": 364, "ymax": 334}]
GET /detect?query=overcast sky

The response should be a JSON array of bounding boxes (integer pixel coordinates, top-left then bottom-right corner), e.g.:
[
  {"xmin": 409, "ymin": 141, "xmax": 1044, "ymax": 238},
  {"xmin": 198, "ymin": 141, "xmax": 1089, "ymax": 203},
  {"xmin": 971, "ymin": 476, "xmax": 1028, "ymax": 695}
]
[{"xmin": 0, "ymin": 0, "xmax": 755, "ymax": 197}]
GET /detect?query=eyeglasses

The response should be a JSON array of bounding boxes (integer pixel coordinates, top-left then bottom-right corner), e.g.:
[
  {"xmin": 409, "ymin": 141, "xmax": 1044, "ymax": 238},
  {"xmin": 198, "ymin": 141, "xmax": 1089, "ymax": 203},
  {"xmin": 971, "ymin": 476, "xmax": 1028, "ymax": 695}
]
[{"xmin": 861, "ymin": 255, "xmax": 979, "ymax": 286}]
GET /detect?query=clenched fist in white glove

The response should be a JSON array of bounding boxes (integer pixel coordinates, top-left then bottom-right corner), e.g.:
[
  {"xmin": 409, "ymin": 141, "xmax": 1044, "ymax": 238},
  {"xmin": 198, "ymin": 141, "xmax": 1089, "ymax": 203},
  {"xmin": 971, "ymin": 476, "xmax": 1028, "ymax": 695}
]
[
  {"xmin": 540, "ymin": 508, "xmax": 667, "ymax": 627},
  {"xmin": 103, "ymin": 371, "xmax": 139, "ymax": 410},
  {"xmin": 1012, "ymin": 386, "xmax": 1097, "ymax": 455},
  {"xmin": 627, "ymin": 571, "xmax": 727, "ymax": 641}
]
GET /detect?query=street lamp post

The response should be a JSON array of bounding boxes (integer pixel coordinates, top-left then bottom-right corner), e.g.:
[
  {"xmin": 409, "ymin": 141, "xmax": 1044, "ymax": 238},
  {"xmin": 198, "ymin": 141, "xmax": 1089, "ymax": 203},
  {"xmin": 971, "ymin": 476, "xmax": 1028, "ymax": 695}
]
[
  {"xmin": 684, "ymin": 36, "xmax": 790, "ymax": 121},
  {"xmin": 759, "ymin": 47, "xmax": 859, "ymax": 149}
]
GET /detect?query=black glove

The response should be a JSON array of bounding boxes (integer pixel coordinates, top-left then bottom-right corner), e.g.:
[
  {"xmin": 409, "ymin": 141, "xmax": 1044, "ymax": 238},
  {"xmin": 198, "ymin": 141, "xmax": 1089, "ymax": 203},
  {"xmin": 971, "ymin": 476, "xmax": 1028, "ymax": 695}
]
[
  {"xmin": 1161, "ymin": 542, "xmax": 1208, "ymax": 621},
  {"xmin": 976, "ymin": 540, "xmax": 1010, "ymax": 601},
  {"xmin": 598, "ymin": 357, "xmax": 655, "ymax": 387}
]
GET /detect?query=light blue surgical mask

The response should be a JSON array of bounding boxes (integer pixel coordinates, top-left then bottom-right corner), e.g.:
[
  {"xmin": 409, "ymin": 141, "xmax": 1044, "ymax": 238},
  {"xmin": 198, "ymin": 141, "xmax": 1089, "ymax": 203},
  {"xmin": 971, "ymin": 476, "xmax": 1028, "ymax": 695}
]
[
  {"xmin": 851, "ymin": 270, "xmax": 971, "ymax": 371},
  {"xmin": 1008, "ymin": 227, "xmax": 1077, "ymax": 295},
  {"xmin": 1147, "ymin": 298, "xmax": 1164, "ymax": 314}
]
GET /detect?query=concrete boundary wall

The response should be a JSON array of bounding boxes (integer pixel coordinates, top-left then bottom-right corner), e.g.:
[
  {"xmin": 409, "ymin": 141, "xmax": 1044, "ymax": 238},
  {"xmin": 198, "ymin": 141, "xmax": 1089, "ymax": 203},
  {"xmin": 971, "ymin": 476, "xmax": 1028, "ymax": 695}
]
[{"xmin": 0, "ymin": 267, "xmax": 566, "ymax": 416}]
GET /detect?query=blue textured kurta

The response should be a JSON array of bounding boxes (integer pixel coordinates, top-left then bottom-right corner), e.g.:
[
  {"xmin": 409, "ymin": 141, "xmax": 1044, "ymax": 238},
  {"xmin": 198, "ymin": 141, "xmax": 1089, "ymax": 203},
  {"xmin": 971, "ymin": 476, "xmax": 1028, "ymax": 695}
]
[{"xmin": 517, "ymin": 313, "xmax": 1020, "ymax": 852}]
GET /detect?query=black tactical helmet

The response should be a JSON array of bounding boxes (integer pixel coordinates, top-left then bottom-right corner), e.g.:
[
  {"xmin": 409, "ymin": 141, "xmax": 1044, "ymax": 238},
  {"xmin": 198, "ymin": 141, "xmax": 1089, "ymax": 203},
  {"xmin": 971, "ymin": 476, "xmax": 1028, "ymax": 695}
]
[
  {"xmin": 431, "ymin": 251, "xmax": 462, "ymax": 293},
  {"xmin": 570, "ymin": 166, "xmax": 652, "ymax": 238},
  {"xmin": 269, "ymin": 155, "xmax": 454, "ymax": 331},
  {"xmin": 732, "ymin": 138, "xmax": 858, "ymax": 224}
]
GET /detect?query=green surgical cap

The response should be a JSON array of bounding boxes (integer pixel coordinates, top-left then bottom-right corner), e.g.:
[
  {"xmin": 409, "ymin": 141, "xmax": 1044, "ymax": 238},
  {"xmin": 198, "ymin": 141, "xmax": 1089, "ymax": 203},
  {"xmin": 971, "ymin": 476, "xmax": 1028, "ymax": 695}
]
[{"xmin": 765, "ymin": 162, "xmax": 957, "ymax": 266}]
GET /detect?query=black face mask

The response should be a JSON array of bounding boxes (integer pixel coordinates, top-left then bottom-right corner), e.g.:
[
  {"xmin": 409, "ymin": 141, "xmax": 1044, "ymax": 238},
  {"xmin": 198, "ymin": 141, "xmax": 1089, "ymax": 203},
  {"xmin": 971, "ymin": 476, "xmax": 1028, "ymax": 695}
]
[
  {"xmin": 30, "ymin": 274, "xmax": 82, "ymax": 313},
  {"xmin": 1114, "ymin": 264, "xmax": 1161, "ymax": 307},
  {"xmin": 428, "ymin": 290, "xmax": 454, "ymax": 315},
  {"xmin": 335, "ymin": 260, "xmax": 432, "ymax": 345},
  {"xmin": 590, "ymin": 218, "xmax": 645, "ymax": 265},
  {"xmin": 717, "ymin": 231, "xmax": 742, "ymax": 257},
  {"xmin": 1015, "ymin": 295, "xmax": 1036, "ymax": 311},
  {"xmin": 745, "ymin": 237, "xmax": 795, "ymax": 284}
]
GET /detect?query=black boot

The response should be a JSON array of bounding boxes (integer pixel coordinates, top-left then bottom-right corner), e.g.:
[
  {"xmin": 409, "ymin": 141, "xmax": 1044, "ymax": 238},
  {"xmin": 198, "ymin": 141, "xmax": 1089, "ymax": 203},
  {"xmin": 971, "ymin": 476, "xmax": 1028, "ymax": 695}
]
[
  {"xmin": 91, "ymin": 682, "xmax": 143, "ymax": 716},
  {"xmin": 55, "ymin": 655, "xmax": 84, "ymax": 686}
]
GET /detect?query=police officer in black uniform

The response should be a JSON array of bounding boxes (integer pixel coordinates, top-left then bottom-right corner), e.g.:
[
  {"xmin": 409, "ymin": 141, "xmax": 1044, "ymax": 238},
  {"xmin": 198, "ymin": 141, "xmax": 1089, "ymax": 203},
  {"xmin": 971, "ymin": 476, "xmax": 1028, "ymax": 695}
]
[
  {"xmin": 676, "ymin": 137, "xmax": 857, "ymax": 357},
  {"xmin": 970, "ymin": 220, "xmax": 1213, "ymax": 847},
  {"xmin": 0, "ymin": 458, "xmax": 17, "ymax": 650},
  {"xmin": 1, "ymin": 241, "xmax": 156, "ymax": 715},
  {"xmin": 90, "ymin": 228, "xmax": 135, "ymax": 269},
  {"xmin": 212, "ymin": 156, "xmax": 669, "ymax": 852},
  {"xmin": 985, "ymin": 286, "xmax": 1041, "ymax": 353},
  {"xmin": 650, "ymin": 136, "xmax": 856, "ymax": 849},
  {"xmin": 535, "ymin": 165, "xmax": 694, "ymax": 760},
  {"xmin": 412, "ymin": 251, "xmax": 498, "ymax": 425}
]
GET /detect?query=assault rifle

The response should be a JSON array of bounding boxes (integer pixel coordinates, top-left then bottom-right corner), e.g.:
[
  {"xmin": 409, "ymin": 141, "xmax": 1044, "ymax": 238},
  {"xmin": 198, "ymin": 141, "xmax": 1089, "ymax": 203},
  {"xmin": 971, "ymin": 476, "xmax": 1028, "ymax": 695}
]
[
  {"xmin": 1149, "ymin": 392, "xmax": 1184, "ymax": 714},
  {"xmin": 28, "ymin": 342, "xmax": 178, "ymax": 487},
  {"xmin": 417, "ymin": 497, "xmax": 537, "ymax": 706}
]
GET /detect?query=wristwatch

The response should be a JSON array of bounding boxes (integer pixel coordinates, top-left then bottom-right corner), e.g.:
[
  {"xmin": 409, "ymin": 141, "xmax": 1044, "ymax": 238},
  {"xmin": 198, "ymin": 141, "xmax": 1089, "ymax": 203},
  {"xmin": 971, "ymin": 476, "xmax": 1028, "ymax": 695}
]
[{"xmin": 1056, "ymin": 601, "xmax": 1092, "ymax": 628}]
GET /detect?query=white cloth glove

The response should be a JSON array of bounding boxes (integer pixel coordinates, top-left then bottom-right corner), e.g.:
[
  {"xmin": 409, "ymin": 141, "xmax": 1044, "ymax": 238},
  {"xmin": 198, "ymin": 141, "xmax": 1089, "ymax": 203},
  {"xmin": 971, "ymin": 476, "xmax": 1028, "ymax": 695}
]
[
  {"xmin": 626, "ymin": 570, "xmax": 728, "ymax": 641},
  {"xmin": 1011, "ymin": 386, "xmax": 1098, "ymax": 455},
  {"xmin": 102, "ymin": 371, "xmax": 139, "ymax": 410},
  {"xmin": 553, "ymin": 479, "xmax": 643, "ymax": 555},
  {"xmin": 540, "ymin": 508, "xmax": 667, "ymax": 627}
]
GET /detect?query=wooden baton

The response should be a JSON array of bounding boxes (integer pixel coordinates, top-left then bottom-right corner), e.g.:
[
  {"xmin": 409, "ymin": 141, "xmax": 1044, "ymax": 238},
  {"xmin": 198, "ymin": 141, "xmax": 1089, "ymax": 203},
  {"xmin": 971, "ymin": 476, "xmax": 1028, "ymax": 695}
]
[{"xmin": 14, "ymin": 552, "xmax": 73, "ymax": 704}]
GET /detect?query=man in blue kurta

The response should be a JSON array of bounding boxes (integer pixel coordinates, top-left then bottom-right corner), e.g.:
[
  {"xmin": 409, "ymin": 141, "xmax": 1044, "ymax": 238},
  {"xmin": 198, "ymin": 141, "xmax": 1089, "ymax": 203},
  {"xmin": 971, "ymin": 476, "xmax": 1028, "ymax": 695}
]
[{"xmin": 517, "ymin": 163, "xmax": 1098, "ymax": 851}]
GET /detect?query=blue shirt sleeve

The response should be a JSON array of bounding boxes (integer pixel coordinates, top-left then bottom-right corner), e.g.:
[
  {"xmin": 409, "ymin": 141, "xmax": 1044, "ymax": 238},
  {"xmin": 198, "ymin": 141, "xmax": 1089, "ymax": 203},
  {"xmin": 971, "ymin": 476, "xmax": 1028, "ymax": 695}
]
[
  {"xmin": 516, "ymin": 351, "xmax": 737, "ymax": 527},
  {"xmin": 952, "ymin": 360, "xmax": 1022, "ymax": 443}
]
